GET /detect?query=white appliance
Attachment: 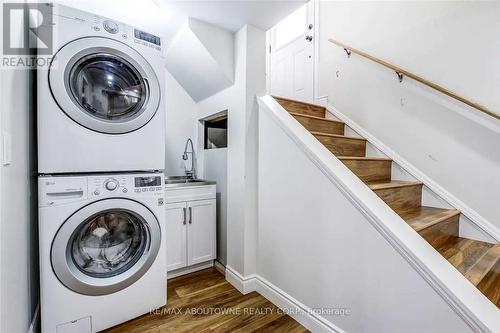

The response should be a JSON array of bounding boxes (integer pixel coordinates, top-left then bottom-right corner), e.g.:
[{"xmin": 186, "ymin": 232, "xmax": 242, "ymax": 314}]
[
  {"xmin": 38, "ymin": 4, "xmax": 165, "ymax": 173},
  {"xmin": 38, "ymin": 172, "xmax": 166, "ymax": 332}
]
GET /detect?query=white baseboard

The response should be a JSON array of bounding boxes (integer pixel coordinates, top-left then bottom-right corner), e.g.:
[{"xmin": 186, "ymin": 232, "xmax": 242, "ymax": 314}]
[
  {"xmin": 213, "ymin": 260, "xmax": 226, "ymax": 275},
  {"xmin": 225, "ymin": 266, "xmax": 344, "ymax": 333},
  {"xmin": 167, "ymin": 261, "xmax": 213, "ymax": 279},
  {"xmin": 28, "ymin": 302, "xmax": 40, "ymax": 333},
  {"xmin": 225, "ymin": 266, "xmax": 256, "ymax": 295},
  {"xmin": 327, "ymin": 103, "xmax": 500, "ymax": 242},
  {"xmin": 255, "ymin": 277, "xmax": 345, "ymax": 333}
]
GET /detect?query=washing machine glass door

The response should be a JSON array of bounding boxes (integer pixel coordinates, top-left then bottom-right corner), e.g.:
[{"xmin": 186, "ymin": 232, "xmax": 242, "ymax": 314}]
[
  {"xmin": 51, "ymin": 198, "xmax": 161, "ymax": 296},
  {"xmin": 49, "ymin": 37, "xmax": 161, "ymax": 134}
]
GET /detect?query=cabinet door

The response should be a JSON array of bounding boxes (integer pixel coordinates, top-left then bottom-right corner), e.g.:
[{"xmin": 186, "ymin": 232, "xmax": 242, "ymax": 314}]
[
  {"xmin": 165, "ymin": 202, "xmax": 187, "ymax": 271},
  {"xmin": 187, "ymin": 199, "xmax": 216, "ymax": 266}
]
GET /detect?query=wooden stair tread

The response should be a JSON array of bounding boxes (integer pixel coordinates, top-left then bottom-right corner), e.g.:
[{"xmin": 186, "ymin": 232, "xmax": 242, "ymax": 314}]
[
  {"xmin": 464, "ymin": 244, "xmax": 500, "ymax": 286},
  {"xmin": 273, "ymin": 96, "xmax": 325, "ymax": 109},
  {"xmin": 289, "ymin": 112, "xmax": 343, "ymax": 123},
  {"xmin": 368, "ymin": 180, "xmax": 423, "ymax": 191},
  {"xmin": 313, "ymin": 132, "xmax": 367, "ymax": 157},
  {"xmin": 337, "ymin": 156, "xmax": 392, "ymax": 161},
  {"xmin": 399, "ymin": 207, "xmax": 461, "ymax": 232},
  {"xmin": 339, "ymin": 156, "xmax": 392, "ymax": 183},
  {"xmin": 476, "ymin": 260, "xmax": 500, "ymax": 307},
  {"xmin": 433, "ymin": 236, "xmax": 496, "ymax": 275},
  {"xmin": 311, "ymin": 131, "xmax": 366, "ymax": 141},
  {"xmin": 275, "ymin": 97, "xmax": 326, "ymax": 118}
]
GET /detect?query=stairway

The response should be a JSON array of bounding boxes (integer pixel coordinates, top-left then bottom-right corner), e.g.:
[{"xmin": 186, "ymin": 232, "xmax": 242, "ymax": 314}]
[{"xmin": 274, "ymin": 96, "xmax": 500, "ymax": 308}]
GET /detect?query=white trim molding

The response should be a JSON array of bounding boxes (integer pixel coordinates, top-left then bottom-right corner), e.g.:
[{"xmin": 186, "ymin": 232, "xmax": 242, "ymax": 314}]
[
  {"xmin": 225, "ymin": 266, "xmax": 345, "ymax": 333},
  {"xmin": 327, "ymin": 102, "xmax": 500, "ymax": 243},
  {"xmin": 225, "ymin": 266, "xmax": 257, "ymax": 295},
  {"xmin": 167, "ymin": 261, "xmax": 214, "ymax": 280},
  {"xmin": 214, "ymin": 260, "xmax": 226, "ymax": 275}
]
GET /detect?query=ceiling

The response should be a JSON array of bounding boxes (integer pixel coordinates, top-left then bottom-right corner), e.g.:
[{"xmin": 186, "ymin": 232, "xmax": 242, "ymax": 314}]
[{"xmin": 57, "ymin": 0, "xmax": 307, "ymax": 47}]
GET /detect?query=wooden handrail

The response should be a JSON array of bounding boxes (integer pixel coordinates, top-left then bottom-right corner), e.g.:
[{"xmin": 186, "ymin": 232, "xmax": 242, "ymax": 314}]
[{"xmin": 328, "ymin": 38, "xmax": 500, "ymax": 121}]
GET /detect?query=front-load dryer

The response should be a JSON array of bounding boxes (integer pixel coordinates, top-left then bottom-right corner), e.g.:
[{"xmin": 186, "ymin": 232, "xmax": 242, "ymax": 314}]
[
  {"xmin": 38, "ymin": 172, "xmax": 166, "ymax": 332},
  {"xmin": 38, "ymin": 4, "xmax": 165, "ymax": 173}
]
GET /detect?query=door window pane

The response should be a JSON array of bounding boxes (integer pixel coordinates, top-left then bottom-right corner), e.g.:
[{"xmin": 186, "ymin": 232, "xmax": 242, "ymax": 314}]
[
  {"xmin": 70, "ymin": 210, "xmax": 148, "ymax": 278},
  {"xmin": 69, "ymin": 54, "xmax": 147, "ymax": 122},
  {"xmin": 275, "ymin": 4, "xmax": 307, "ymax": 49}
]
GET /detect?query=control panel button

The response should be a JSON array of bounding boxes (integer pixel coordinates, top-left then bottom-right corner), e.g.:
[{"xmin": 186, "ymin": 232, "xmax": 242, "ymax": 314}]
[
  {"xmin": 104, "ymin": 178, "xmax": 119, "ymax": 191},
  {"xmin": 103, "ymin": 20, "xmax": 119, "ymax": 34},
  {"xmin": 93, "ymin": 190, "xmax": 100, "ymax": 196},
  {"xmin": 122, "ymin": 188, "xmax": 128, "ymax": 193}
]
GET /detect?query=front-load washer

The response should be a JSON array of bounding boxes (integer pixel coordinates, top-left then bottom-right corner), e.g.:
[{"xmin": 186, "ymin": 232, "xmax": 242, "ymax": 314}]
[
  {"xmin": 38, "ymin": 172, "xmax": 166, "ymax": 332},
  {"xmin": 38, "ymin": 4, "xmax": 165, "ymax": 174}
]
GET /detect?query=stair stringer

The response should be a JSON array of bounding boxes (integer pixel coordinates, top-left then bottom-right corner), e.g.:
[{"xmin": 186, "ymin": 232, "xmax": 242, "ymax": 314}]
[{"xmin": 257, "ymin": 95, "xmax": 500, "ymax": 332}]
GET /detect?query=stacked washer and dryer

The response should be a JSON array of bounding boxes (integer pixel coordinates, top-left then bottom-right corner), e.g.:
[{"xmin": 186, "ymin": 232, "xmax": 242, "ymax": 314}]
[{"xmin": 38, "ymin": 5, "xmax": 167, "ymax": 332}]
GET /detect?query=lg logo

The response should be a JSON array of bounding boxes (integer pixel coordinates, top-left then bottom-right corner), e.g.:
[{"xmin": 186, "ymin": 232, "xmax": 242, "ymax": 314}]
[{"xmin": 2, "ymin": 2, "xmax": 53, "ymax": 55}]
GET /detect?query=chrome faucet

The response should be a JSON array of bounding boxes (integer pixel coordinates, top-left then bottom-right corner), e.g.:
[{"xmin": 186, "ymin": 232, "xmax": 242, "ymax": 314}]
[{"xmin": 182, "ymin": 138, "xmax": 196, "ymax": 179}]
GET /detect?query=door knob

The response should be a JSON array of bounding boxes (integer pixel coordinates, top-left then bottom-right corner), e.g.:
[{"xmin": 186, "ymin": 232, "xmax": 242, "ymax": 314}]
[{"xmin": 305, "ymin": 35, "xmax": 313, "ymax": 42}]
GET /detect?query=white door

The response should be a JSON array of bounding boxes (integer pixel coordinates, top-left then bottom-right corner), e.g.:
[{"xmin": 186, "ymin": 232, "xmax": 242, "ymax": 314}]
[
  {"xmin": 166, "ymin": 202, "xmax": 187, "ymax": 271},
  {"xmin": 268, "ymin": 1, "xmax": 315, "ymax": 103},
  {"xmin": 187, "ymin": 200, "xmax": 216, "ymax": 266}
]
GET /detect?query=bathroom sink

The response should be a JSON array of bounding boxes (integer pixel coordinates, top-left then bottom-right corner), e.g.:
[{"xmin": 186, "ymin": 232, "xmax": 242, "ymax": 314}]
[{"xmin": 165, "ymin": 176, "xmax": 215, "ymax": 187}]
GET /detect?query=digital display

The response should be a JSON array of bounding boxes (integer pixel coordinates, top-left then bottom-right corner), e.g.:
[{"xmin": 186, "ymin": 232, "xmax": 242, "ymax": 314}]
[
  {"xmin": 135, "ymin": 176, "xmax": 161, "ymax": 187},
  {"xmin": 134, "ymin": 29, "xmax": 161, "ymax": 46}
]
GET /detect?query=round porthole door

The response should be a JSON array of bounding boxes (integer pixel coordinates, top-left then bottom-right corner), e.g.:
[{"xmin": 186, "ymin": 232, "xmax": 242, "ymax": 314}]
[
  {"xmin": 49, "ymin": 37, "xmax": 160, "ymax": 134},
  {"xmin": 51, "ymin": 199, "xmax": 161, "ymax": 296}
]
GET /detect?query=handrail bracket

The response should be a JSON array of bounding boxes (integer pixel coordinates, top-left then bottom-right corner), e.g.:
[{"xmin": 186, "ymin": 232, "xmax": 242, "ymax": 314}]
[
  {"xmin": 395, "ymin": 71, "xmax": 404, "ymax": 83},
  {"xmin": 343, "ymin": 48, "xmax": 352, "ymax": 58}
]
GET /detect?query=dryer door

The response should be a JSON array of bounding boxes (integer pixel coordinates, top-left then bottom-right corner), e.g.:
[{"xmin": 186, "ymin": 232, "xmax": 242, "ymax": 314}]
[
  {"xmin": 49, "ymin": 37, "xmax": 160, "ymax": 134},
  {"xmin": 51, "ymin": 198, "xmax": 161, "ymax": 296}
]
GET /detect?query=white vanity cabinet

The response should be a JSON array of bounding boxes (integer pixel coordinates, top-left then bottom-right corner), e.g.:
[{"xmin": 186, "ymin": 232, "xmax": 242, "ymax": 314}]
[{"xmin": 165, "ymin": 184, "xmax": 216, "ymax": 273}]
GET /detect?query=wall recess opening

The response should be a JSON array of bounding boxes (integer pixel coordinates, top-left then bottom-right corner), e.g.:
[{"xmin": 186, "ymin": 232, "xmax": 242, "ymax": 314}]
[{"xmin": 203, "ymin": 112, "xmax": 227, "ymax": 149}]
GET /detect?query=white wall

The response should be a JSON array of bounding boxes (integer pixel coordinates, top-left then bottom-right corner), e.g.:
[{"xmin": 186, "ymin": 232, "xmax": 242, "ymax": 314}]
[
  {"xmin": 164, "ymin": 70, "xmax": 198, "ymax": 176},
  {"xmin": 197, "ymin": 24, "xmax": 266, "ymax": 276},
  {"xmin": 0, "ymin": 7, "xmax": 36, "ymax": 332},
  {"xmin": 189, "ymin": 18, "xmax": 235, "ymax": 83},
  {"xmin": 316, "ymin": 1, "xmax": 500, "ymax": 230},
  {"xmin": 203, "ymin": 148, "xmax": 228, "ymax": 265},
  {"xmin": 257, "ymin": 103, "xmax": 474, "ymax": 333},
  {"xmin": 165, "ymin": 19, "xmax": 234, "ymax": 102}
]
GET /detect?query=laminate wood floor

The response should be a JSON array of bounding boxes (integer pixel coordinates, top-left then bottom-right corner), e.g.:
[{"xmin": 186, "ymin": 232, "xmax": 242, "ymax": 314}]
[{"xmin": 104, "ymin": 268, "xmax": 309, "ymax": 333}]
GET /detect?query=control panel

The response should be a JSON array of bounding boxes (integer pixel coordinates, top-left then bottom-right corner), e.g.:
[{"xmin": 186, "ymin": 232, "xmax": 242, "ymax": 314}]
[
  {"xmin": 89, "ymin": 174, "xmax": 164, "ymax": 198},
  {"xmin": 39, "ymin": 173, "xmax": 165, "ymax": 207},
  {"xmin": 89, "ymin": 15, "xmax": 162, "ymax": 52}
]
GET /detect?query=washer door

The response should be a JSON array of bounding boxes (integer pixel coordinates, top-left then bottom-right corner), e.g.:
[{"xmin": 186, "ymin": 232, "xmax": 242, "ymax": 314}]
[
  {"xmin": 49, "ymin": 37, "xmax": 160, "ymax": 134},
  {"xmin": 51, "ymin": 199, "xmax": 161, "ymax": 296}
]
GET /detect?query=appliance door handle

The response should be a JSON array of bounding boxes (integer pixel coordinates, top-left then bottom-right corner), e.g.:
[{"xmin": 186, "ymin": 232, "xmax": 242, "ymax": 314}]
[
  {"xmin": 183, "ymin": 207, "xmax": 187, "ymax": 225},
  {"xmin": 188, "ymin": 207, "xmax": 192, "ymax": 224}
]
